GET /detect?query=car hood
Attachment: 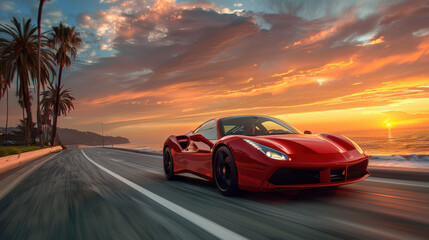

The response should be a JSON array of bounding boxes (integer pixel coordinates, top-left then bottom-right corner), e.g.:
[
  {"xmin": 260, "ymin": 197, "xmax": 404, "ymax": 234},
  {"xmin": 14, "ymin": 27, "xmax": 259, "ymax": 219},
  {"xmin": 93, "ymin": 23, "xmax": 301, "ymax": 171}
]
[{"xmin": 252, "ymin": 134, "xmax": 357, "ymax": 155}]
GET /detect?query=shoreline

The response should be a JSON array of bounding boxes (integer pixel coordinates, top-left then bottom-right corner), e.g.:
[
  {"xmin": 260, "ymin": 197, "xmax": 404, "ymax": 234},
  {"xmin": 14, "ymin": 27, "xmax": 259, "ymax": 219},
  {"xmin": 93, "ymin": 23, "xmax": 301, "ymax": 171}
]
[
  {"xmin": 368, "ymin": 167, "xmax": 429, "ymax": 182},
  {"xmin": 368, "ymin": 165, "xmax": 429, "ymax": 173}
]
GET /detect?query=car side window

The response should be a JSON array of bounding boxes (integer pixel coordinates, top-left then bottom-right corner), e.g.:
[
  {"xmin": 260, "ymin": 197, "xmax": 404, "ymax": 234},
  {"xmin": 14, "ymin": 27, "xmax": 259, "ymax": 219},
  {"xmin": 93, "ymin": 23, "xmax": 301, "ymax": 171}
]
[{"xmin": 194, "ymin": 119, "xmax": 218, "ymax": 140}]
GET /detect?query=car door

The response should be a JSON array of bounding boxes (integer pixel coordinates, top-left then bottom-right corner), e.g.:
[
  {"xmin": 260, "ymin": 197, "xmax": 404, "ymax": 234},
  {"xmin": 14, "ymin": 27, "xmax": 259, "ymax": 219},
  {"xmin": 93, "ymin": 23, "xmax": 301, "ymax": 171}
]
[{"xmin": 183, "ymin": 119, "xmax": 218, "ymax": 178}]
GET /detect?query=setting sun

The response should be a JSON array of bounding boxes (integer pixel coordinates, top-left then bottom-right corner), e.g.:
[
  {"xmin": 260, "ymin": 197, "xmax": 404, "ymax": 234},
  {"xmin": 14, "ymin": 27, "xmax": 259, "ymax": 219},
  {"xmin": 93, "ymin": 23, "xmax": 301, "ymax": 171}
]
[{"xmin": 387, "ymin": 123, "xmax": 391, "ymax": 127}]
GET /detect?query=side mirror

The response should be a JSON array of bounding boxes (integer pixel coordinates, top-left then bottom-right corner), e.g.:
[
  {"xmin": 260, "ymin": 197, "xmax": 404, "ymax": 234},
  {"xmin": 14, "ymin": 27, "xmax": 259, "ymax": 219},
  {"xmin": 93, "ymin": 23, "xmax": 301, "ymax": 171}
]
[
  {"xmin": 190, "ymin": 134, "xmax": 214, "ymax": 148},
  {"xmin": 304, "ymin": 130, "xmax": 312, "ymax": 134}
]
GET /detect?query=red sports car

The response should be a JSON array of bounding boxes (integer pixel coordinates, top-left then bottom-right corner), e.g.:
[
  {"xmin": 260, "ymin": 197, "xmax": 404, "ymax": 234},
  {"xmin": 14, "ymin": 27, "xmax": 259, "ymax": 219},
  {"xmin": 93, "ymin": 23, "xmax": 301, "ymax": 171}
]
[{"xmin": 163, "ymin": 115, "xmax": 369, "ymax": 195}]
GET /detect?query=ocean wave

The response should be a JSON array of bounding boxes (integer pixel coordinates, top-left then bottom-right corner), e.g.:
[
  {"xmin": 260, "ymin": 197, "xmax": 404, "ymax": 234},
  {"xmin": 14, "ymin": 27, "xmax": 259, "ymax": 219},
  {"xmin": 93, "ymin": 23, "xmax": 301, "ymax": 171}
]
[
  {"xmin": 369, "ymin": 155, "xmax": 429, "ymax": 168},
  {"xmin": 371, "ymin": 155, "xmax": 429, "ymax": 162}
]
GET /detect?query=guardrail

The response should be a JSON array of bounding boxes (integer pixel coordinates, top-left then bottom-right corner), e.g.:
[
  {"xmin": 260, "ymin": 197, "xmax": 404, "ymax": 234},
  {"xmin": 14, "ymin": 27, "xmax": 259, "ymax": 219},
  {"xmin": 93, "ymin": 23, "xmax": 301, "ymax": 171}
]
[{"xmin": 0, "ymin": 146, "xmax": 63, "ymax": 174}]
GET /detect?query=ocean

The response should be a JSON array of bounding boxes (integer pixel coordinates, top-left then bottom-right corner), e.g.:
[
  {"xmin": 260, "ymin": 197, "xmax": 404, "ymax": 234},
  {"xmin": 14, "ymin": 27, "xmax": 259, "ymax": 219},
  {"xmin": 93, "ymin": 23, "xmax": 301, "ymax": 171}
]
[
  {"xmin": 117, "ymin": 127, "xmax": 429, "ymax": 169},
  {"xmin": 341, "ymin": 127, "xmax": 429, "ymax": 168}
]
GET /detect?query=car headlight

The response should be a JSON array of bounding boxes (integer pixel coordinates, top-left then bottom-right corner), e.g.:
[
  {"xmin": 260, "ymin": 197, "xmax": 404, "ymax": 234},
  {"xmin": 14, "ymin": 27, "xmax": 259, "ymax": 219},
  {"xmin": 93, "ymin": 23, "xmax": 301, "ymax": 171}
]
[
  {"xmin": 343, "ymin": 136, "xmax": 365, "ymax": 154},
  {"xmin": 243, "ymin": 139, "xmax": 289, "ymax": 160}
]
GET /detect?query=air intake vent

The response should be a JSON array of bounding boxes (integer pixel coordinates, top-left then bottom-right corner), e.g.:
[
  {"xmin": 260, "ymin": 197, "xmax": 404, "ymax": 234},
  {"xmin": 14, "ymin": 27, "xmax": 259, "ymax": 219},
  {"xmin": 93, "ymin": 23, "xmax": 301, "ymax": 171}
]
[{"xmin": 347, "ymin": 160, "xmax": 368, "ymax": 180}]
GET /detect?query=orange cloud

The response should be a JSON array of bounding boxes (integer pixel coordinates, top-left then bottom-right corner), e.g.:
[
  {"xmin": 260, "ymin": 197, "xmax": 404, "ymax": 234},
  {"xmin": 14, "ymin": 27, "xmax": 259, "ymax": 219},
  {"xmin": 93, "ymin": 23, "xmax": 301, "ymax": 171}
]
[
  {"xmin": 353, "ymin": 43, "xmax": 428, "ymax": 75},
  {"xmin": 56, "ymin": 0, "xmax": 429, "ymax": 142},
  {"xmin": 360, "ymin": 36, "xmax": 385, "ymax": 46}
]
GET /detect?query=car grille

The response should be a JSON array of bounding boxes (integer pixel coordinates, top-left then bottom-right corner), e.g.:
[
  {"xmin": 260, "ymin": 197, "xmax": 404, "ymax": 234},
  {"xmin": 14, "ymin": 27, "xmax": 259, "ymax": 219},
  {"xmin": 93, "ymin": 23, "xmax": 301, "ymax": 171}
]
[
  {"xmin": 268, "ymin": 168, "xmax": 319, "ymax": 185},
  {"xmin": 268, "ymin": 159, "xmax": 368, "ymax": 185}
]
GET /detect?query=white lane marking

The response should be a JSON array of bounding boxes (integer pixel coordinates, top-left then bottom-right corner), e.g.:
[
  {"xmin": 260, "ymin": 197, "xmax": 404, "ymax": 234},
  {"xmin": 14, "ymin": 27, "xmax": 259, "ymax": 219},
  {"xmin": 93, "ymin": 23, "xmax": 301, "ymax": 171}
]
[
  {"xmin": 81, "ymin": 149, "xmax": 247, "ymax": 240},
  {"xmin": 0, "ymin": 152, "xmax": 62, "ymax": 200},
  {"xmin": 365, "ymin": 177, "xmax": 429, "ymax": 188},
  {"xmin": 108, "ymin": 148, "xmax": 163, "ymax": 158}
]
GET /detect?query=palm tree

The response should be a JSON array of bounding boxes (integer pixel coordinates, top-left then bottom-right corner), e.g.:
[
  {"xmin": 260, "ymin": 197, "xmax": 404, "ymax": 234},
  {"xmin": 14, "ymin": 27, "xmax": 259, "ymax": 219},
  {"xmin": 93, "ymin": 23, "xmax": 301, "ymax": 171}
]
[
  {"xmin": 16, "ymin": 118, "xmax": 37, "ymax": 137},
  {"xmin": 41, "ymin": 84, "xmax": 75, "ymax": 117},
  {"xmin": 41, "ymin": 105, "xmax": 52, "ymax": 143},
  {"xmin": 18, "ymin": 95, "xmax": 29, "ymax": 141},
  {"xmin": 41, "ymin": 84, "xmax": 75, "ymax": 143},
  {"xmin": 48, "ymin": 22, "xmax": 81, "ymax": 146},
  {"xmin": 0, "ymin": 77, "xmax": 11, "ymax": 145},
  {"xmin": 4, "ymin": 87, "xmax": 9, "ymax": 145},
  {"xmin": 37, "ymin": 0, "xmax": 50, "ymax": 145},
  {"xmin": 0, "ymin": 38, "xmax": 14, "ymax": 145},
  {"xmin": 0, "ymin": 17, "xmax": 55, "ymax": 144}
]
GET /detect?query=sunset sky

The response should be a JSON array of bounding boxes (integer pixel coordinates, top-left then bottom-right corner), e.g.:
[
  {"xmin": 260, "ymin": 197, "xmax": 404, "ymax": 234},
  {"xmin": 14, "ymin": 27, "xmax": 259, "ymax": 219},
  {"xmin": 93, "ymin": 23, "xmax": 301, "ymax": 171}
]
[{"xmin": 1, "ymin": 0, "xmax": 428, "ymax": 144}]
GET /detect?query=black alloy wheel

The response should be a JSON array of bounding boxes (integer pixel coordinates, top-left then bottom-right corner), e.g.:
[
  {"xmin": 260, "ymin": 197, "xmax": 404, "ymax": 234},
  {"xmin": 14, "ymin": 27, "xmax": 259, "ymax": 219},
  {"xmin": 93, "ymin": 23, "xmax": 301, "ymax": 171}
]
[
  {"xmin": 214, "ymin": 146, "xmax": 239, "ymax": 196},
  {"xmin": 163, "ymin": 147, "xmax": 176, "ymax": 180}
]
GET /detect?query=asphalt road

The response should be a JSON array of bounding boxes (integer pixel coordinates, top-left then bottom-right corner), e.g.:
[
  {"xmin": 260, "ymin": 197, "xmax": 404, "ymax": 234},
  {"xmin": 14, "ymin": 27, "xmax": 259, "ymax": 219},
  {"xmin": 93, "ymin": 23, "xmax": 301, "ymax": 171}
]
[{"xmin": 0, "ymin": 148, "xmax": 428, "ymax": 240}]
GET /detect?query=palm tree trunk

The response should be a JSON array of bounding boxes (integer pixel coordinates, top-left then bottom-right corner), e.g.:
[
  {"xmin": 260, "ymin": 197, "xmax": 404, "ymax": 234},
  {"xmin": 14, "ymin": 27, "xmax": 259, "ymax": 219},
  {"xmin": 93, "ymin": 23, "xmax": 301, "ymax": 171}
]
[
  {"xmin": 37, "ymin": 0, "xmax": 46, "ymax": 146},
  {"xmin": 41, "ymin": 123, "xmax": 45, "ymax": 145},
  {"xmin": 22, "ymin": 103, "xmax": 25, "ymax": 143},
  {"xmin": 23, "ymin": 83, "xmax": 33, "ymax": 145},
  {"xmin": 37, "ymin": 82, "xmax": 42, "ymax": 145},
  {"xmin": 51, "ymin": 65, "xmax": 62, "ymax": 146},
  {"xmin": 5, "ymin": 88, "xmax": 9, "ymax": 146}
]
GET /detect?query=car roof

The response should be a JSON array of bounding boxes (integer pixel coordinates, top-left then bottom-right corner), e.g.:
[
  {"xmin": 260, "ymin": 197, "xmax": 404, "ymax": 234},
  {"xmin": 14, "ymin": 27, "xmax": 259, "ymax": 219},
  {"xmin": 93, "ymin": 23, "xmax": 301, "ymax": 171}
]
[{"xmin": 218, "ymin": 115, "xmax": 272, "ymax": 120}]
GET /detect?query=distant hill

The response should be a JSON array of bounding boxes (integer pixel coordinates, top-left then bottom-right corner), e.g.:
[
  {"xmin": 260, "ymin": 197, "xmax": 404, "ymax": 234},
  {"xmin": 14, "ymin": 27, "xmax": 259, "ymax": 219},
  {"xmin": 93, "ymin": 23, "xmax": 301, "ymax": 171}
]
[
  {"xmin": 0, "ymin": 127, "xmax": 129, "ymax": 146},
  {"xmin": 58, "ymin": 128, "xmax": 130, "ymax": 146}
]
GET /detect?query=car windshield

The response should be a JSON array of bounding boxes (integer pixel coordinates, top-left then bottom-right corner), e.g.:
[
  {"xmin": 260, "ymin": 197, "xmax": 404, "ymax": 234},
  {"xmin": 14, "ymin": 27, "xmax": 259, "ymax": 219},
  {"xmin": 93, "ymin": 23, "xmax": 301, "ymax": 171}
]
[{"xmin": 219, "ymin": 116, "xmax": 300, "ymax": 137}]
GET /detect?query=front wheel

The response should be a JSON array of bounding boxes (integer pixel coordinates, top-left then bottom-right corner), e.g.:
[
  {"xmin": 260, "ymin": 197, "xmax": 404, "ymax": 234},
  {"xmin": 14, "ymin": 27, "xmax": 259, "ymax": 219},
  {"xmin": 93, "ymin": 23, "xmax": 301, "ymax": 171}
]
[
  {"xmin": 214, "ymin": 146, "xmax": 239, "ymax": 196},
  {"xmin": 163, "ymin": 147, "xmax": 176, "ymax": 180}
]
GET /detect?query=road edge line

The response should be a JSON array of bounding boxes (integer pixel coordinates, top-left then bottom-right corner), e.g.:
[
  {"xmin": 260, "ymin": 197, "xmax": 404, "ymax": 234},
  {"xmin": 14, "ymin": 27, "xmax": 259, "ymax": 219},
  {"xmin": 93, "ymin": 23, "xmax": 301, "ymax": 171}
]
[{"xmin": 81, "ymin": 149, "xmax": 247, "ymax": 240}]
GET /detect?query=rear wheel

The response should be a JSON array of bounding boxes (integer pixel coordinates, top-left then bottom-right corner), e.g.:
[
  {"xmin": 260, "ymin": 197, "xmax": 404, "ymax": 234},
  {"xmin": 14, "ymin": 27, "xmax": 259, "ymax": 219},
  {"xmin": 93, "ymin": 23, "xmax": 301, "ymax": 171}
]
[
  {"xmin": 163, "ymin": 147, "xmax": 176, "ymax": 180},
  {"xmin": 214, "ymin": 146, "xmax": 239, "ymax": 196}
]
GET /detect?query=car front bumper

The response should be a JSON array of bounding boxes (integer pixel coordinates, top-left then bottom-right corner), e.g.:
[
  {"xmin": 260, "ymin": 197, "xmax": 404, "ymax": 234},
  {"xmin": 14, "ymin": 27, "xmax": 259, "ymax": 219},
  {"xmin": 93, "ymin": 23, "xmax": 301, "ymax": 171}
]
[{"xmin": 237, "ymin": 154, "xmax": 369, "ymax": 191}]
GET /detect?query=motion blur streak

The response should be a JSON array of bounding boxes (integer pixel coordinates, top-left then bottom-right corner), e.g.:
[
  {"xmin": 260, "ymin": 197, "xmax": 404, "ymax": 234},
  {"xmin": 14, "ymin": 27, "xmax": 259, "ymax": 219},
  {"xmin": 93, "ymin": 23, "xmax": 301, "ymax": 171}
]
[
  {"xmin": 80, "ymin": 149, "xmax": 247, "ymax": 240},
  {"xmin": 0, "ymin": 152, "xmax": 62, "ymax": 200},
  {"xmin": 342, "ymin": 189, "xmax": 429, "ymax": 203},
  {"xmin": 366, "ymin": 177, "xmax": 429, "ymax": 188},
  {"xmin": 0, "ymin": 148, "xmax": 428, "ymax": 239}
]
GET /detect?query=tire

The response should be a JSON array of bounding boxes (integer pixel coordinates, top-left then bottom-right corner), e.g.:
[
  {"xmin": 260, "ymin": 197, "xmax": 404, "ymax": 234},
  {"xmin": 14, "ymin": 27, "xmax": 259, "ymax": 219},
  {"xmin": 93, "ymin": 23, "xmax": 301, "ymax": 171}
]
[
  {"xmin": 213, "ymin": 146, "xmax": 239, "ymax": 196},
  {"xmin": 163, "ymin": 147, "xmax": 176, "ymax": 180}
]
